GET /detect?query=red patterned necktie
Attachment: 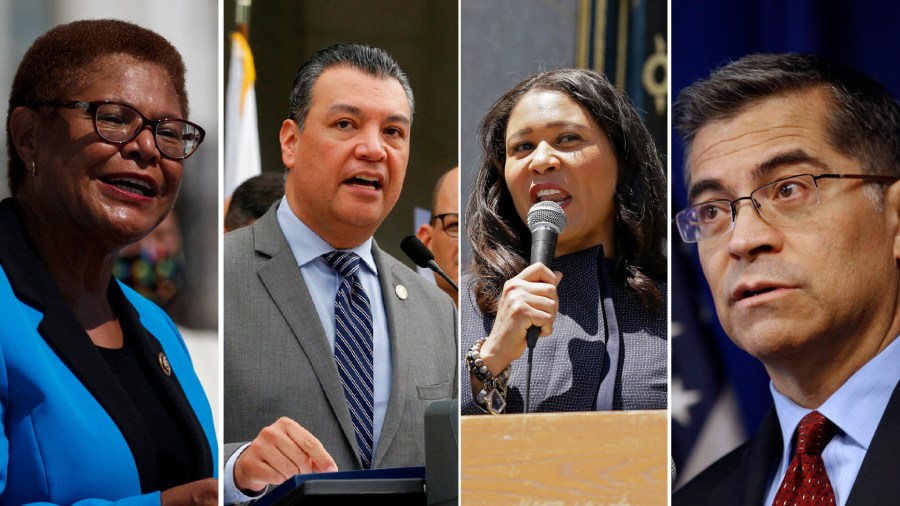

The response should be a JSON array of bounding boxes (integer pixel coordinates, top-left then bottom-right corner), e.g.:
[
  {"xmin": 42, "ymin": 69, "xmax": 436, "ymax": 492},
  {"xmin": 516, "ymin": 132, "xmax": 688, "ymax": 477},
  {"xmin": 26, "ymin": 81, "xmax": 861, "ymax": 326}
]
[{"xmin": 773, "ymin": 411, "xmax": 837, "ymax": 506}]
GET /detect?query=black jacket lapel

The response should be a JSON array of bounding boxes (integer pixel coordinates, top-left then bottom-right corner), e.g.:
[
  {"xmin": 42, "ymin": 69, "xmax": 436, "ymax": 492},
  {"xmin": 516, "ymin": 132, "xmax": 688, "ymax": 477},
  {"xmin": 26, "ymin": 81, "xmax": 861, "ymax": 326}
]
[
  {"xmin": 110, "ymin": 281, "xmax": 213, "ymax": 480},
  {"xmin": 846, "ymin": 380, "xmax": 900, "ymax": 505},
  {"xmin": 738, "ymin": 408, "xmax": 782, "ymax": 506},
  {"xmin": 37, "ymin": 296, "xmax": 159, "ymax": 492}
]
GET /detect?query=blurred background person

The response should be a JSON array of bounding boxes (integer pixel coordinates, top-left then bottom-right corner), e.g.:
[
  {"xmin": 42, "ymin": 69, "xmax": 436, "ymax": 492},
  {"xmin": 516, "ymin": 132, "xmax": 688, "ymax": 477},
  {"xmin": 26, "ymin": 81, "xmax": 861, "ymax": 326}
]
[
  {"xmin": 461, "ymin": 68, "xmax": 667, "ymax": 415},
  {"xmin": 224, "ymin": 172, "xmax": 284, "ymax": 232},
  {"xmin": 0, "ymin": 18, "xmax": 216, "ymax": 504},
  {"xmin": 416, "ymin": 166, "xmax": 459, "ymax": 304},
  {"xmin": 116, "ymin": 211, "xmax": 185, "ymax": 311}
]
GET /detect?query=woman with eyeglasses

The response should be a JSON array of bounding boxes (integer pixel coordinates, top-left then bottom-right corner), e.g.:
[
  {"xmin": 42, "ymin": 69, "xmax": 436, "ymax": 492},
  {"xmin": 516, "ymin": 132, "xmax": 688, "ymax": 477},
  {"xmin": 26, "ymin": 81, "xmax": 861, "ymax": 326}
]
[
  {"xmin": 462, "ymin": 68, "xmax": 668, "ymax": 415},
  {"xmin": 0, "ymin": 20, "xmax": 216, "ymax": 504}
]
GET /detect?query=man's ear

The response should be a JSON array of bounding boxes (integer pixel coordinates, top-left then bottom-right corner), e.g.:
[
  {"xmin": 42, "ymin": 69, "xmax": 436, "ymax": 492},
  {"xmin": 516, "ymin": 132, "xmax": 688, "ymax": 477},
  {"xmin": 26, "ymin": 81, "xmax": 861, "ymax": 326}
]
[
  {"xmin": 279, "ymin": 119, "xmax": 299, "ymax": 170},
  {"xmin": 885, "ymin": 179, "xmax": 900, "ymax": 260},
  {"xmin": 9, "ymin": 106, "xmax": 41, "ymax": 164},
  {"xmin": 417, "ymin": 223, "xmax": 433, "ymax": 248}
]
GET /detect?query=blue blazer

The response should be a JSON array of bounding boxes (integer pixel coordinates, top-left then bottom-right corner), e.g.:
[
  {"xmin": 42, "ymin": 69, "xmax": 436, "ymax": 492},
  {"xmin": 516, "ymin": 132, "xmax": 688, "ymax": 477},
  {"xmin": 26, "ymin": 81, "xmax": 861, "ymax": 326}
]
[{"xmin": 0, "ymin": 199, "xmax": 217, "ymax": 505}]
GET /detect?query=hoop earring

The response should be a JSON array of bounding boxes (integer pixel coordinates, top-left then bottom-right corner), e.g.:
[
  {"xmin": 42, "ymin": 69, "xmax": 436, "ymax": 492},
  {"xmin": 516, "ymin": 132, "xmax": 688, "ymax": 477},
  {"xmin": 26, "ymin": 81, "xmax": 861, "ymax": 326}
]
[{"xmin": 31, "ymin": 160, "xmax": 36, "ymax": 177}]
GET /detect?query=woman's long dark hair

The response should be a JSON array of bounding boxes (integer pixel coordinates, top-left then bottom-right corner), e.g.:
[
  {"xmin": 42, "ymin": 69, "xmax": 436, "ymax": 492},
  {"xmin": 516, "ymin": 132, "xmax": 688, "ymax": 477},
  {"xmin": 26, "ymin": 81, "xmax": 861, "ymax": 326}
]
[{"xmin": 467, "ymin": 68, "xmax": 667, "ymax": 315}]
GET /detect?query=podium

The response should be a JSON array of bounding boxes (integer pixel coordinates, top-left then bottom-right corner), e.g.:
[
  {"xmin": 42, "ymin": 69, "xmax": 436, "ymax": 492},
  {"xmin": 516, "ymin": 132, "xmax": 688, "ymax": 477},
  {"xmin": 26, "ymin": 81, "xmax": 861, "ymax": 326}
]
[
  {"xmin": 256, "ymin": 400, "xmax": 458, "ymax": 505},
  {"xmin": 461, "ymin": 410, "xmax": 667, "ymax": 505}
]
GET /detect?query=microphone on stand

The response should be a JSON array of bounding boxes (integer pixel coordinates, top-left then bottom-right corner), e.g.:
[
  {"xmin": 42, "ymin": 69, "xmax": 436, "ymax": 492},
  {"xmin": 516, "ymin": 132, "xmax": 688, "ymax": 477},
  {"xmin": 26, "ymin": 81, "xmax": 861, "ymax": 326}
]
[
  {"xmin": 401, "ymin": 235, "xmax": 458, "ymax": 293},
  {"xmin": 523, "ymin": 201, "xmax": 566, "ymax": 413}
]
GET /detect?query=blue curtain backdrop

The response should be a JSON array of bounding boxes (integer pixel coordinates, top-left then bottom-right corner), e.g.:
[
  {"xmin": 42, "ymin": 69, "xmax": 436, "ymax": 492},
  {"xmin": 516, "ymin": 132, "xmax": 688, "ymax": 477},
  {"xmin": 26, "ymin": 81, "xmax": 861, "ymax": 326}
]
[{"xmin": 671, "ymin": 0, "xmax": 900, "ymax": 482}]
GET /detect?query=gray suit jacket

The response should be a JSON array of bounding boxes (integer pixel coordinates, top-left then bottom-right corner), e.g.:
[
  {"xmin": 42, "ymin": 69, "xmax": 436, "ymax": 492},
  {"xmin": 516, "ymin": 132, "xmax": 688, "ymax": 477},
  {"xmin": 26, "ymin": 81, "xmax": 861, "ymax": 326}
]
[{"xmin": 224, "ymin": 203, "xmax": 457, "ymax": 471}]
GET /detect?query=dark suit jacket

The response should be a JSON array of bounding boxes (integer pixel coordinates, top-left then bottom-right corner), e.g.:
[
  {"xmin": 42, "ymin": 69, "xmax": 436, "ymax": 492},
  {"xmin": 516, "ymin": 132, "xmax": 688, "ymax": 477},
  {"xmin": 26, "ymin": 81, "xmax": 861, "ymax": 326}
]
[
  {"xmin": 674, "ymin": 380, "xmax": 900, "ymax": 505},
  {"xmin": 224, "ymin": 203, "xmax": 458, "ymax": 470}
]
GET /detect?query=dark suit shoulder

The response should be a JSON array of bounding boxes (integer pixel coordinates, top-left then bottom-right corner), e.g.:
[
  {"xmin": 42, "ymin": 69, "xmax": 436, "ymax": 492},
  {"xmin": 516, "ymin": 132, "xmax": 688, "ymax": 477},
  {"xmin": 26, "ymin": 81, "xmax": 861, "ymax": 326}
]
[
  {"xmin": 674, "ymin": 440, "xmax": 752, "ymax": 506},
  {"xmin": 676, "ymin": 407, "xmax": 781, "ymax": 506}
]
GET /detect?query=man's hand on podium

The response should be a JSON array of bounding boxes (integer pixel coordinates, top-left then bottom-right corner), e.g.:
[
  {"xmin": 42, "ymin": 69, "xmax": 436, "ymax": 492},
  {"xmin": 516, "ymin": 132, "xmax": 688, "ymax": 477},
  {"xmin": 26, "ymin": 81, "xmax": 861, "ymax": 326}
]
[{"xmin": 234, "ymin": 417, "xmax": 339, "ymax": 493}]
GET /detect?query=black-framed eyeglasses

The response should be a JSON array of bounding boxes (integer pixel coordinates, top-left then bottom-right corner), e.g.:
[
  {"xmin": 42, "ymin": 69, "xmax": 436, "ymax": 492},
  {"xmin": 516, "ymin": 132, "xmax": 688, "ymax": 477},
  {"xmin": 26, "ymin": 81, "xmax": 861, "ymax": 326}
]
[
  {"xmin": 675, "ymin": 173, "xmax": 899, "ymax": 243},
  {"xmin": 430, "ymin": 212, "xmax": 459, "ymax": 238},
  {"xmin": 45, "ymin": 100, "xmax": 205, "ymax": 160}
]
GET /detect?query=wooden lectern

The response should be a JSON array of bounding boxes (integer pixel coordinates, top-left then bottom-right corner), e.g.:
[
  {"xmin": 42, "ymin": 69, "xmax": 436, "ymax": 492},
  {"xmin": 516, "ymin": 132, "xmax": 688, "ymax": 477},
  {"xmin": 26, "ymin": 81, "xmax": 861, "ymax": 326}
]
[{"xmin": 461, "ymin": 410, "xmax": 667, "ymax": 505}]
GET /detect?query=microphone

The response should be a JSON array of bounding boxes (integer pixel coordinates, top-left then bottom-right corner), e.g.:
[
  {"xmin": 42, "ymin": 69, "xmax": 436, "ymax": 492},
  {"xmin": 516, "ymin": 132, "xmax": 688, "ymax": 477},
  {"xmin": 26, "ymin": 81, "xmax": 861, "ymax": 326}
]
[
  {"xmin": 524, "ymin": 201, "xmax": 567, "ymax": 348},
  {"xmin": 401, "ymin": 235, "xmax": 458, "ymax": 293},
  {"xmin": 523, "ymin": 201, "xmax": 566, "ymax": 414}
]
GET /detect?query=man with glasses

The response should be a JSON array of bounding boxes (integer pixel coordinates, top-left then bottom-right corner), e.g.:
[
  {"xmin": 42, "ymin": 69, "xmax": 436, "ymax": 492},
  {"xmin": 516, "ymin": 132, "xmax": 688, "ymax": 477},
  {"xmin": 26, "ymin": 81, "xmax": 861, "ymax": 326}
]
[
  {"xmin": 223, "ymin": 44, "xmax": 457, "ymax": 502},
  {"xmin": 673, "ymin": 54, "xmax": 900, "ymax": 505},
  {"xmin": 416, "ymin": 166, "xmax": 459, "ymax": 304}
]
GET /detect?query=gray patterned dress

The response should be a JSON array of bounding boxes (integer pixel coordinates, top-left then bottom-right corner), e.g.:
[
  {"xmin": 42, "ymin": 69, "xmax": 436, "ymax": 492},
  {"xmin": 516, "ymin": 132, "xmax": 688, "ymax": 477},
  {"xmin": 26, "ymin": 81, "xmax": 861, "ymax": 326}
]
[{"xmin": 461, "ymin": 245, "xmax": 667, "ymax": 414}]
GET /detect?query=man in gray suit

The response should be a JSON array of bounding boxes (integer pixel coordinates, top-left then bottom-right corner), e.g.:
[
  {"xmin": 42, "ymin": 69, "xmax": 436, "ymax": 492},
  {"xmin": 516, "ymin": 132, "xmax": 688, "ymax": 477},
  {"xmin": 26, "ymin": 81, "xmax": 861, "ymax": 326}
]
[{"xmin": 223, "ymin": 44, "xmax": 457, "ymax": 502}]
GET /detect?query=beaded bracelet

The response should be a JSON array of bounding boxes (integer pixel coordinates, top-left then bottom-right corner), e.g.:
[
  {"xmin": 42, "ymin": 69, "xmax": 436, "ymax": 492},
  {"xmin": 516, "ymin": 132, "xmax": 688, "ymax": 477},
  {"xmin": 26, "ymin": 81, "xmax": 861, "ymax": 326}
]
[{"xmin": 466, "ymin": 337, "xmax": 511, "ymax": 415}]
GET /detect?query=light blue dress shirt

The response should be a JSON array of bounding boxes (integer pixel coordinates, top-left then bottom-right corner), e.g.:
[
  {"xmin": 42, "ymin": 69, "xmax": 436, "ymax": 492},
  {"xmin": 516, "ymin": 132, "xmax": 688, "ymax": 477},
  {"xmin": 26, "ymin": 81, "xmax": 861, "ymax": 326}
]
[
  {"xmin": 275, "ymin": 196, "xmax": 393, "ymax": 450},
  {"xmin": 763, "ymin": 336, "xmax": 900, "ymax": 506},
  {"xmin": 225, "ymin": 197, "xmax": 393, "ymax": 503}
]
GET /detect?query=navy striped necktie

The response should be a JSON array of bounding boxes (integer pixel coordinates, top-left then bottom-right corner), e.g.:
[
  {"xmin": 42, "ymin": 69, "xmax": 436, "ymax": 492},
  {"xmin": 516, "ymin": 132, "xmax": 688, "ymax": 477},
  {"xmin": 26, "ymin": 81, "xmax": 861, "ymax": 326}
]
[{"xmin": 322, "ymin": 251, "xmax": 374, "ymax": 469}]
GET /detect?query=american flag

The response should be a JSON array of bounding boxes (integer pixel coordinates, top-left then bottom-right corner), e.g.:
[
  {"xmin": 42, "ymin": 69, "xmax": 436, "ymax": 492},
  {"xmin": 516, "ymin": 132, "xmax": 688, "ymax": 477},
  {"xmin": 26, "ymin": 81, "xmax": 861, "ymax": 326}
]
[{"xmin": 670, "ymin": 224, "xmax": 770, "ymax": 487}]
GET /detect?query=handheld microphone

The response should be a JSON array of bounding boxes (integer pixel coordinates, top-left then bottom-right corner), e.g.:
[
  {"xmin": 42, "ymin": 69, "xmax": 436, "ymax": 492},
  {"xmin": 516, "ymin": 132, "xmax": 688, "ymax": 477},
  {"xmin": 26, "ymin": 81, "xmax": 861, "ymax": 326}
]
[
  {"xmin": 401, "ymin": 235, "xmax": 458, "ymax": 293},
  {"xmin": 524, "ymin": 201, "xmax": 567, "ymax": 348},
  {"xmin": 523, "ymin": 201, "xmax": 566, "ymax": 413}
]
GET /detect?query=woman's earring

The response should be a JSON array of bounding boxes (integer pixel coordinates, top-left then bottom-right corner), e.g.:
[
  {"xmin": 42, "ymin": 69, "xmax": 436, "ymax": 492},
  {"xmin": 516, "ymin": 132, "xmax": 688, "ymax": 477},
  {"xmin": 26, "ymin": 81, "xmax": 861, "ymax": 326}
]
[{"xmin": 31, "ymin": 160, "xmax": 36, "ymax": 177}]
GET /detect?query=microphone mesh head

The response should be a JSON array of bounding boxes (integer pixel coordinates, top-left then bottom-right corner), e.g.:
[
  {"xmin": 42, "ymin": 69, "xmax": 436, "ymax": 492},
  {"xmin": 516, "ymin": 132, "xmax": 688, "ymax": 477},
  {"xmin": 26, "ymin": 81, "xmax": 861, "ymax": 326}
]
[{"xmin": 527, "ymin": 201, "xmax": 567, "ymax": 233}]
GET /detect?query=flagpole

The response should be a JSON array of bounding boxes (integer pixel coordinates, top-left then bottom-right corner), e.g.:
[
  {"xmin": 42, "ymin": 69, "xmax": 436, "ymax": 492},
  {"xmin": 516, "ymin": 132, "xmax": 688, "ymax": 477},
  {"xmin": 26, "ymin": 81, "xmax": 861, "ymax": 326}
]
[{"xmin": 235, "ymin": 0, "xmax": 251, "ymax": 39}]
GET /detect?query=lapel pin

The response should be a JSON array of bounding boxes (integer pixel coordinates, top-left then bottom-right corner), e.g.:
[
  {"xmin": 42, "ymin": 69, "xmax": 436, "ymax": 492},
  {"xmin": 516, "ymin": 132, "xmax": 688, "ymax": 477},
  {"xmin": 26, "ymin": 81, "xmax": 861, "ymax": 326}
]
[
  {"xmin": 395, "ymin": 284, "xmax": 408, "ymax": 300},
  {"xmin": 158, "ymin": 352, "xmax": 172, "ymax": 376}
]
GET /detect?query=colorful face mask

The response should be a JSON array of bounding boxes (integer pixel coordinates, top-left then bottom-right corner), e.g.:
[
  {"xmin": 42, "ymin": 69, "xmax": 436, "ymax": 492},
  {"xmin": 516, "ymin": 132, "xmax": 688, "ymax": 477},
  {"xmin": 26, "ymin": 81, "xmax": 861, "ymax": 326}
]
[{"xmin": 114, "ymin": 248, "xmax": 185, "ymax": 307}]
